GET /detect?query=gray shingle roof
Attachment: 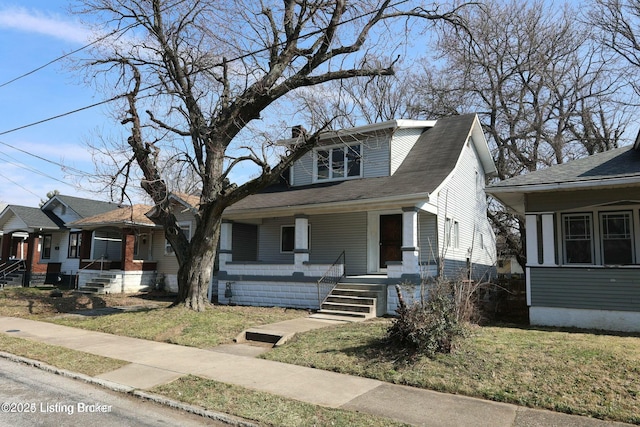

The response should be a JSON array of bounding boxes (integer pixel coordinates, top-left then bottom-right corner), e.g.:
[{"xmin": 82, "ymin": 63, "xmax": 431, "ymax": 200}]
[
  {"xmin": 225, "ymin": 114, "xmax": 479, "ymax": 215},
  {"xmin": 3, "ymin": 205, "xmax": 64, "ymax": 230},
  {"xmin": 488, "ymin": 146, "xmax": 640, "ymax": 190},
  {"xmin": 45, "ymin": 195, "xmax": 121, "ymax": 218}
]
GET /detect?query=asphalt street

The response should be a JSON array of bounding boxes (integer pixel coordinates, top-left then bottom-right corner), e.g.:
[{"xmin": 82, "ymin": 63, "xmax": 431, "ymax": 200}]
[{"xmin": 0, "ymin": 357, "xmax": 225, "ymax": 427}]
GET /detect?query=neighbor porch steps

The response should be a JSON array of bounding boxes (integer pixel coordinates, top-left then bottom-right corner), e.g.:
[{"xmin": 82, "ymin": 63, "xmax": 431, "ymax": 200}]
[
  {"xmin": 75, "ymin": 273, "xmax": 117, "ymax": 295},
  {"xmin": 0, "ymin": 271, "xmax": 24, "ymax": 288},
  {"xmin": 310, "ymin": 282, "xmax": 386, "ymax": 322}
]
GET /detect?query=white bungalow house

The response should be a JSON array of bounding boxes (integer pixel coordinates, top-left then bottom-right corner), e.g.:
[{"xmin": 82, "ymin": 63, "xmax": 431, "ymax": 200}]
[
  {"xmin": 215, "ymin": 114, "xmax": 498, "ymax": 317},
  {"xmin": 0, "ymin": 195, "xmax": 121, "ymax": 286},
  {"xmin": 487, "ymin": 142, "xmax": 640, "ymax": 332}
]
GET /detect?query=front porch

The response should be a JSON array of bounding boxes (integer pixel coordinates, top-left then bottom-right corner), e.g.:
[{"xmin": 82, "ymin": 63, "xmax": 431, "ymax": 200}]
[
  {"xmin": 76, "ymin": 227, "xmax": 158, "ymax": 294},
  {"xmin": 216, "ymin": 209, "xmax": 438, "ymax": 314}
]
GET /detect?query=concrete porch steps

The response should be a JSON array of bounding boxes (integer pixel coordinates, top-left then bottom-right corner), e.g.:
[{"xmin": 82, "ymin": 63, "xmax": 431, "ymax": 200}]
[
  {"xmin": 75, "ymin": 273, "xmax": 117, "ymax": 295},
  {"xmin": 310, "ymin": 282, "xmax": 386, "ymax": 321},
  {"xmin": 0, "ymin": 271, "xmax": 24, "ymax": 288}
]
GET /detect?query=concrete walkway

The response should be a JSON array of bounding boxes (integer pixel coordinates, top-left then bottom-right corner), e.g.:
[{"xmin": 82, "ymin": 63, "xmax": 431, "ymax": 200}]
[{"xmin": 0, "ymin": 316, "xmax": 632, "ymax": 427}]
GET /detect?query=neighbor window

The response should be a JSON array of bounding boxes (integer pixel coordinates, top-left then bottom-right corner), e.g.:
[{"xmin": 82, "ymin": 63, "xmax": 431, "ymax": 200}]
[
  {"xmin": 315, "ymin": 143, "xmax": 361, "ymax": 181},
  {"xmin": 562, "ymin": 214, "xmax": 593, "ymax": 264},
  {"xmin": 41, "ymin": 235, "xmax": 52, "ymax": 259},
  {"xmin": 600, "ymin": 211, "xmax": 633, "ymax": 265},
  {"xmin": 165, "ymin": 223, "xmax": 192, "ymax": 255},
  {"xmin": 68, "ymin": 232, "xmax": 82, "ymax": 258}
]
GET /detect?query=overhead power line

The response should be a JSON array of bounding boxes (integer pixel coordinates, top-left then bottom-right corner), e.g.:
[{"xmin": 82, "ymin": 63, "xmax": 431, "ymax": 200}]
[{"xmin": 0, "ymin": 0, "xmax": 416, "ymax": 136}]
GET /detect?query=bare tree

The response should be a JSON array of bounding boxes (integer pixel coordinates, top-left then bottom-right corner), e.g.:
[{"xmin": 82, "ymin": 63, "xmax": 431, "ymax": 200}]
[
  {"xmin": 589, "ymin": 0, "xmax": 640, "ymax": 95},
  {"xmin": 409, "ymin": 0, "xmax": 632, "ymax": 268},
  {"xmin": 296, "ymin": 66, "xmax": 426, "ymax": 129},
  {"xmin": 73, "ymin": 0, "xmax": 470, "ymax": 310}
]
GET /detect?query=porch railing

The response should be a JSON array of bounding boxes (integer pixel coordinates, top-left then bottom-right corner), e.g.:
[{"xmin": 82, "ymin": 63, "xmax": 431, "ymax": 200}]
[
  {"xmin": 316, "ymin": 251, "xmax": 346, "ymax": 308},
  {"xmin": 74, "ymin": 256, "xmax": 106, "ymax": 289},
  {"xmin": 0, "ymin": 260, "xmax": 26, "ymax": 287}
]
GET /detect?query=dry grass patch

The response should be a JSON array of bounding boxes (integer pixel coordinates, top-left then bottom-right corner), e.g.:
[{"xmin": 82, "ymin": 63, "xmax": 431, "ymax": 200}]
[
  {"xmin": 152, "ymin": 375, "xmax": 409, "ymax": 427},
  {"xmin": 0, "ymin": 287, "xmax": 170, "ymax": 319},
  {"xmin": 263, "ymin": 319, "xmax": 640, "ymax": 424},
  {"xmin": 0, "ymin": 334, "xmax": 128, "ymax": 376},
  {"xmin": 51, "ymin": 303, "xmax": 307, "ymax": 348}
]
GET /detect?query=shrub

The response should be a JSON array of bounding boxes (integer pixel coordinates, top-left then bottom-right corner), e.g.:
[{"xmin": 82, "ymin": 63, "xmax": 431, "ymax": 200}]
[{"xmin": 387, "ymin": 279, "xmax": 466, "ymax": 357}]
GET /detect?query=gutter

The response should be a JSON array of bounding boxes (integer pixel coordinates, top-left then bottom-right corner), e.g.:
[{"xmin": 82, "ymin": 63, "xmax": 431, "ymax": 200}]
[
  {"xmin": 223, "ymin": 192, "xmax": 431, "ymax": 220},
  {"xmin": 488, "ymin": 175, "xmax": 640, "ymax": 194}
]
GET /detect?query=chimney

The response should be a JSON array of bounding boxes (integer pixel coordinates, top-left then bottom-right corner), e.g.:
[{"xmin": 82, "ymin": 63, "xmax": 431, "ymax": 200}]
[{"xmin": 292, "ymin": 125, "xmax": 307, "ymax": 139}]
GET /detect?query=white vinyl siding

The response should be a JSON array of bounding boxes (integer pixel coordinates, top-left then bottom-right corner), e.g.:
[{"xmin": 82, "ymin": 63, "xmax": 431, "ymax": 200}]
[
  {"xmin": 291, "ymin": 132, "xmax": 390, "ymax": 186},
  {"xmin": 257, "ymin": 213, "xmax": 368, "ymax": 274},
  {"xmin": 390, "ymin": 127, "xmax": 423, "ymax": 175},
  {"xmin": 435, "ymin": 139, "xmax": 496, "ymax": 273}
]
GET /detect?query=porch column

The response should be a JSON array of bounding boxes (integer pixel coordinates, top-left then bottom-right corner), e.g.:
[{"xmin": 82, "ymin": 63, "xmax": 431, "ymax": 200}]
[
  {"xmin": 525, "ymin": 214, "xmax": 539, "ymax": 266},
  {"xmin": 294, "ymin": 215, "xmax": 309, "ymax": 270},
  {"xmin": 401, "ymin": 207, "xmax": 420, "ymax": 276},
  {"xmin": 541, "ymin": 214, "xmax": 556, "ymax": 266},
  {"xmin": 1, "ymin": 232, "xmax": 11, "ymax": 261},
  {"xmin": 121, "ymin": 228, "xmax": 137, "ymax": 271},
  {"xmin": 219, "ymin": 221, "xmax": 233, "ymax": 269}
]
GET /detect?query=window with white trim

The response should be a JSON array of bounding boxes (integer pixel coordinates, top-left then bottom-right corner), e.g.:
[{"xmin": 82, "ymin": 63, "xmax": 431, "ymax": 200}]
[
  {"xmin": 165, "ymin": 222, "xmax": 192, "ymax": 255},
  {"xmin": 315, "ymin": 143, "xmax": 361, "ymax": 181},
  {"xmin": 41, "ymin": 235, "xmax": 52, "ymax": 259},
  {"xmin": 445, "ymin": 218, "xmax": 459, "ymax": 248},
  {"xmin": 600, "ymin": 211, "xmax": 633, "ymax": 265},
  {"xmin": 562, "ymin": 213, "xmax": 593, "ymax": 264},
  {"xmin": 68, "ymin": 232, "xmax": 82, "ymax": 258}
]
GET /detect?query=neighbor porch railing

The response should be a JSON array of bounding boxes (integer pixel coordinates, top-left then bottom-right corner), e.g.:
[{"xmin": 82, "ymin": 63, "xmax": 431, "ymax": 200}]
[
  {"xmin": 316, "ymin": 251, "xmax": 345, "ymax": 308},
  {"xmin": 0, "ymin": 260, "xmax": 26, "ymax": 287}
]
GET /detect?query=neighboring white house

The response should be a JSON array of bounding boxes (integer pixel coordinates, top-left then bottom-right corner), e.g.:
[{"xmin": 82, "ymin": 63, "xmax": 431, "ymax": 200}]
[
  {"xmin": 488, "ymin": 142, "xmax": 640, "ymax": 332},
  {"xmin": 216, "ymin": 113, "xmax": 498, "ymax": 317},
  {"xmin": 0, "ymin": 195, "xmax": 121, "ymax": 286}
]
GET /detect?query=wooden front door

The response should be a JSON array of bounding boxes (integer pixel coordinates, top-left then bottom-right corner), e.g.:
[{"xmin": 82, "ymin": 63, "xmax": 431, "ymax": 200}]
[{"xmin": 379, "ymin": 214, "xmax": 402, "ymax": 269}]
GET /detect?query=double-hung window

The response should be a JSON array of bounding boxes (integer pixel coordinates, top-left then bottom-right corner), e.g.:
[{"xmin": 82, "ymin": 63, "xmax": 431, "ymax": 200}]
[
  {"xmin": 600, "ymin": 211, "xmax": 633, "ymax": 265},
  {"xmin": 165, "ymin": 222, "xmax": 192, "ymax": 255},
  {"xmin": 445, "ymin": 218, "xmax": 459, "ymax": 248},
  {"xmin": 68, "ymin": 232, "xmax": 82, "ymax": 258},
  {"xmin": 41, "ymin": 235, "xmax": 52, "ymax": 259},
  {"xmin": 315, "ymin": 144, "xmax": 361, "ymax": 181},
  {"xmin": 562, "ymin": 214, "xmax": 593, "ymax": 264}
]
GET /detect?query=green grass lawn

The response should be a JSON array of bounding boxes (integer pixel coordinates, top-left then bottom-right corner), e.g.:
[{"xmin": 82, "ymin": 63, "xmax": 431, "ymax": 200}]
[
  {"xmin": 262, "ymin": 319, "xmax": 640, "ymax": 425},
  {"xmin": 51, "ymin": 304, "xmax": 308, "ymax": 347},
  {"xmin": 1, "ymin": 287, "xmax": 638, "ymax": 424}
]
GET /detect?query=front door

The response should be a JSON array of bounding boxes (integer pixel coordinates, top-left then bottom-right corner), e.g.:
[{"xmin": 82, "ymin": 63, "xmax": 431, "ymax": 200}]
[{"xmin": 379, "ymin": 214, "xmax": 402, "ymax": 269}]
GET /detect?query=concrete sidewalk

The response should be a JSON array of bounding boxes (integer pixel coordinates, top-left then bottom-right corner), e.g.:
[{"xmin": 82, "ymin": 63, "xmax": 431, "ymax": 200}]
[{"xmin": 0, "ymin": 316, "xmax": 632, "ymax": 427}]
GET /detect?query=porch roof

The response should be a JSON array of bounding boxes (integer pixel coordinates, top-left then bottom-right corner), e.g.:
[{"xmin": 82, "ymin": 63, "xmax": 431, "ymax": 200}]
[
  {"xmin": 41, "ymin": 194, "xmax": 121, "ymax": 218},
  {"xmin": 224, "ymin": 114, "xmax": 485, "ymax": 218},
  {"xmin": 488, "ymin": 146, "xmax": 640, "ymax": 213},
  {"xmin": 68, "ymin": 204, "xmax": 157, "ymax": 229},
  {"xmin": 0, "ymin": 205, "xmax": 63, "ymax": 232}
]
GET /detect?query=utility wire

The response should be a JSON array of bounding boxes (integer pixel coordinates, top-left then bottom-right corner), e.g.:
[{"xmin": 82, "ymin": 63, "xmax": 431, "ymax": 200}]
[
  {"xmin": 0, "ymin": 0, "xmax": 416, "ymax": 136},
  {"xmin": 0, "ymin": 22, "xmax": 138, "ymax": 89},
  {"xmin": 0, "ymin": 150, "xmax": 80, "ymax": 187},
  {"xmin": 0, "ymin": 171, "xmax": 42, "ymax": 199},
  {"xmin": 0, "ymin": 138, "xmax": 93, "ymax": 177}
]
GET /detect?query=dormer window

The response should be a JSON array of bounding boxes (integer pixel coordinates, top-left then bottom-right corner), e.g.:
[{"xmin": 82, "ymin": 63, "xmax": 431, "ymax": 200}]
[{"xmin": 315, "ymin": 143, "xmax": 362, "ymax": 182}]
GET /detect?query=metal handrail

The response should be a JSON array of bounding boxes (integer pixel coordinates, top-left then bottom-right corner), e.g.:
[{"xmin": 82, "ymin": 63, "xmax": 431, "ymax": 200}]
[
  {"xmin": 316, "ymin": 251, "xmax": 346, "ymax": 308},
  {"xmin": 75, "ymin": 256, "xmax": 106, "ymax": 289},
  {"xmin": 0, "ymin": 260, "xmax": 26, "ymax": 286}
]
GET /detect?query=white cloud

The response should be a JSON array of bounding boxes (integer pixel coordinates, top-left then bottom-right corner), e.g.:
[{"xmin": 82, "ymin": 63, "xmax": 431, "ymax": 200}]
[{"xmin": 0, "ymin": 6, "xmax": 91, "ymax": 44}]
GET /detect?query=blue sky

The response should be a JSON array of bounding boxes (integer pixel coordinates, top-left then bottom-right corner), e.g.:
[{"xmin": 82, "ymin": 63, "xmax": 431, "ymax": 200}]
[{"xmin": 0, "ymin": 0, "xmax": 116, "ymax": 207}]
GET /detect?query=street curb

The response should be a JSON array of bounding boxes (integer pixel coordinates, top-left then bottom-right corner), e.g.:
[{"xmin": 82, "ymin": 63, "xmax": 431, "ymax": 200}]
[{"xmin": 0, "ymin": 351, "xmax": 260, "ymax": 427}]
